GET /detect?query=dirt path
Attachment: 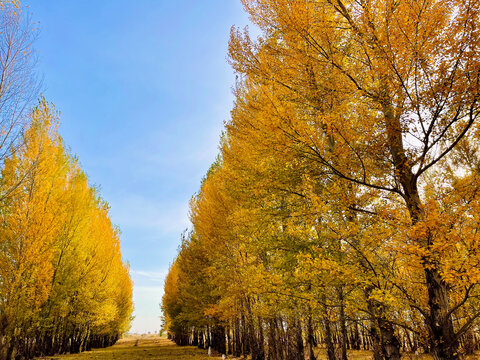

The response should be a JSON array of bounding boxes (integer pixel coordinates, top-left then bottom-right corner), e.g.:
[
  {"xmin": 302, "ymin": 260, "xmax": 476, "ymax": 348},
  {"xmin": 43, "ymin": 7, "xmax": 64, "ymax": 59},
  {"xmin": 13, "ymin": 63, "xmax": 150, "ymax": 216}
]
[{"xmin": 39, "ymin": 337, "xmax": 222, "ymax": 360}]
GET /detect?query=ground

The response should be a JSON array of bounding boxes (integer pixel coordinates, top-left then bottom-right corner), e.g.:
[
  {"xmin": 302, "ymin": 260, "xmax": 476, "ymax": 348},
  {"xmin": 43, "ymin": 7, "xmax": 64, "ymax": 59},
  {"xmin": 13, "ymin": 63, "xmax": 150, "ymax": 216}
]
[
  {"xmin": 38, "ymin": 337, "xmax": 223, "ymax": 360},
  {"xmin": 38, "ymin": 337, "xmax": 480, "ymax": 360}
]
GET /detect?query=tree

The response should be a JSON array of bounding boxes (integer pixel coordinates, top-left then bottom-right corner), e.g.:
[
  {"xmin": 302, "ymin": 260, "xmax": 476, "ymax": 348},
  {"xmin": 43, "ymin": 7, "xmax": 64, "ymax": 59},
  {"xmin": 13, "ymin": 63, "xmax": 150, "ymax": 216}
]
[
  {"xmin": 0, "ymin": 100, "xmax": 133, "ymax": 360},
  {"xmin": 228, "ymin": 1, "xmax": 480, "ymax": 358},
  {"xmin": 0, "ymin": 2, "xmax": 39, "ymax": 164}
]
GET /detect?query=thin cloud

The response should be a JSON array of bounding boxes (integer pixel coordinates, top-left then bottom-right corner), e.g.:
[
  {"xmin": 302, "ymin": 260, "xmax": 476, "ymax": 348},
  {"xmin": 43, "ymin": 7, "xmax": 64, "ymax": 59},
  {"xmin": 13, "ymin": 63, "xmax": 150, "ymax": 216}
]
[
  {"xmin": 110, "ymin": 195, "xmax": 190, "ymax": 235},
  {"xmin": 131, "ymin": 270, "xmax": 168, "ymax": 283}
]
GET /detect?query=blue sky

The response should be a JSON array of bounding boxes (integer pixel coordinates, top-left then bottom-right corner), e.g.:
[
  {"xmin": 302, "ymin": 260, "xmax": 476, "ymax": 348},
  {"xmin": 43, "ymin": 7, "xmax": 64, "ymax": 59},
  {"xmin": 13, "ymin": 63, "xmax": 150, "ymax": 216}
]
[{"xmin": 23, "ymin": 1, "xmax": 252, "ymax": 334}]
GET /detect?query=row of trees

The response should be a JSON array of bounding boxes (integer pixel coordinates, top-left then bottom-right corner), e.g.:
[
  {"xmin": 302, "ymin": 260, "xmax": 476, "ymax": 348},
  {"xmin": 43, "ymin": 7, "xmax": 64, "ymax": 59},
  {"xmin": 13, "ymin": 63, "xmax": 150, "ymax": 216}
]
[
  {"xmin": 163, "ymin": 0, "xmax": 480, "ymax": 359},
  {"xmin": 0, "ymin": 100, "xmax": 133, "ymax": 360},
  {"xmin": 0, "ymin": 3, "xmax": 133, "ymax": 360}
]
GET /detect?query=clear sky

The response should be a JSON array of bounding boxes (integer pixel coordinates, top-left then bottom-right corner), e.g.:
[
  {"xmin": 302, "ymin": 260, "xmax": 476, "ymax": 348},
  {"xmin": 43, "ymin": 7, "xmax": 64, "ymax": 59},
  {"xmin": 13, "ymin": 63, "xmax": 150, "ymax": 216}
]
[{"xmin": 23, "ymin": 1, "xmax": 252, "ymax": 334}]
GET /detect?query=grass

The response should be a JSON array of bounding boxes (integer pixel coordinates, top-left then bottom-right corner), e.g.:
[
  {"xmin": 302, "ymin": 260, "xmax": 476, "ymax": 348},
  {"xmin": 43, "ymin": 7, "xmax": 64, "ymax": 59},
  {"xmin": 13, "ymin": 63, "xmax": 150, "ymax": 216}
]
[
  {"xmin": 313, "ymin": 349, "xmax": 480, "ymax": 359},
  {"xmin": 37, "ymin": 337, "xmax": 480, "ymax": 360},
  {"xmin": 313, "ymin": 348, "xmax": 430, "ymax": 360},
  {"xmin": 38, "ymin": 337, "xmax": 223, "ymax": 360}
]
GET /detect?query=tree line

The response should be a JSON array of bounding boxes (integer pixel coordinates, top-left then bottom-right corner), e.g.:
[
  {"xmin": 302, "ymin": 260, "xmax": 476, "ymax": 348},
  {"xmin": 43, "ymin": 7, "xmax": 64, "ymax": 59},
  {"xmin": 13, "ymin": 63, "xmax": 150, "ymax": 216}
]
[
  {"xmin": 0, "ymin": 3, "xmax": 133, "ymax": 360},
  {"xmin": 162, "ymin": 0, "xmax": 480, "ymax": 360}
]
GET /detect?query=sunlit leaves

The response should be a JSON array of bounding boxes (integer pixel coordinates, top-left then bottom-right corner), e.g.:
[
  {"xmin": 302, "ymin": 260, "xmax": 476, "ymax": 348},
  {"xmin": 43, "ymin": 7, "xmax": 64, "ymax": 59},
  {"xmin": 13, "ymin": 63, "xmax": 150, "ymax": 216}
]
[
  {"xmin": 164, "ymin": 0, "xmax": 480, "ymax": 358},
  {"xmin": 0, "ymin": 100, "xmax": 133, "ymax": 359}
]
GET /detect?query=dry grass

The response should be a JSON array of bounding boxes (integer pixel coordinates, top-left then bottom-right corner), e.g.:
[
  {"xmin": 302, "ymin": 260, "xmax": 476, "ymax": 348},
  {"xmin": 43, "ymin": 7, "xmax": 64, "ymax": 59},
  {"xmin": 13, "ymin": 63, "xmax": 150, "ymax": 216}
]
[
  {"xmin": 312, "ymin": 349, "xmax": 480, "ymax": 359},
  {"xmin": 37, "ymin": 338, "xmax": 480, "ymax": 360},
  {"xmin": 38, "ymin": 337, "xmax": 223, "ymax": 360}
]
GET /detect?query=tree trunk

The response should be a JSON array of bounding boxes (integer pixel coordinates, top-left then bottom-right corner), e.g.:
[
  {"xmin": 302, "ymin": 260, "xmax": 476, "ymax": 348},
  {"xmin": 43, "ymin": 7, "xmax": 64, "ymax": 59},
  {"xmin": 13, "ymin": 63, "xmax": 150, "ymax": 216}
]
[
  {"xmin": 338, "ymin": 287, "xmax": 348, "ymax": 360},
  {"xmin": 382, "ymin": 97, "xmax": 459, "ymax": 360},
  {"xmin": 365, "ymin": 285, "xmax": 401, "ymax": 360},
  {"xmin": 307, "ymin": 313, "xmax": 317, "ymax": 360},
  {"xmin": 425, "ymin": 267, "xmax": 458, "ymax": 360},
  {"xmin": 352, "ymin": 320, "xmax": 360, "ymax": 350},
  {"xmin": 323, "ymin": 316, "xmax": 335, "ymax": 360},
  {"xmin": 227, "ymin": 324, "xmax": 232, "ymax": 355},
  {"xmin": 233, "ymin": 318, "xmax": 241, "ymax": 356},
  {"xmin": 267, "ymin": 318, "xmax": 281, "ymax": 360}
]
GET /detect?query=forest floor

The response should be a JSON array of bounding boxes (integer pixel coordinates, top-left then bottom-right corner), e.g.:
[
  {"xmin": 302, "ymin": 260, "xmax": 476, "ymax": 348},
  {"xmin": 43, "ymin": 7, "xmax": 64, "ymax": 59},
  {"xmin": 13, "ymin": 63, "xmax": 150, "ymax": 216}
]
[{"xmin": 37, "ymin": 337, "xmax": 480, "ymax": 360}]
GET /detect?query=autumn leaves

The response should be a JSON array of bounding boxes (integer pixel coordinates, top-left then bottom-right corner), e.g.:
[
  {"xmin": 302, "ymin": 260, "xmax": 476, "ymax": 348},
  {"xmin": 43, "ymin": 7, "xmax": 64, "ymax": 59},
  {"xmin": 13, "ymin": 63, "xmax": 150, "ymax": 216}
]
[
  {"xmin": 0, "ymin": 101, "xmax": 133, "ymax": 360},
  {"xmin": 163, "ymin": 1, "xmax": 480, "ymax": 360},
  {"xmin": 0, "ymin": 5, "xmax": 132, "ymax": 360}
]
